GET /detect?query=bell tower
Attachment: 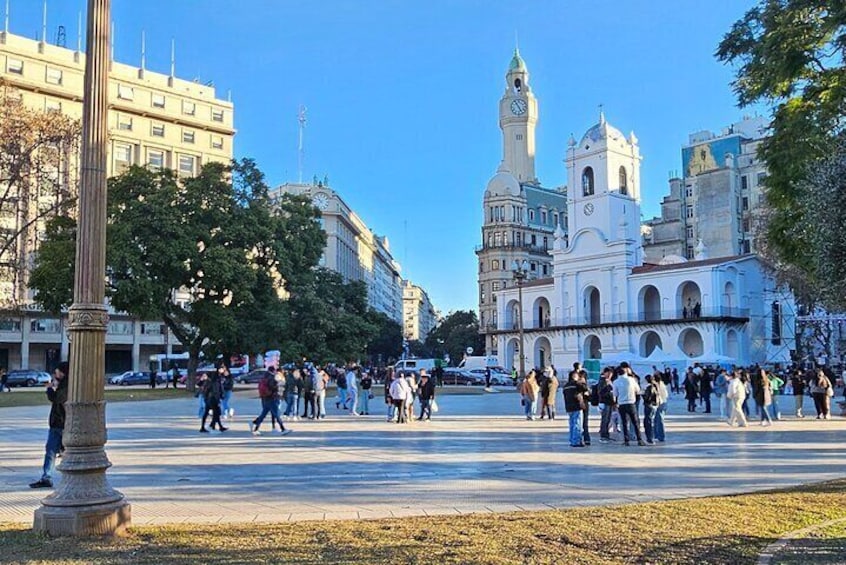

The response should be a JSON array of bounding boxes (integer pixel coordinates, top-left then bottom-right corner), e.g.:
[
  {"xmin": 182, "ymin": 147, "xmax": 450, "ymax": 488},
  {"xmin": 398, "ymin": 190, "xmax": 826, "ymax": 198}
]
[{"xmin": 499, "ymin": 48, "xmax": 537, "ymax": 183}]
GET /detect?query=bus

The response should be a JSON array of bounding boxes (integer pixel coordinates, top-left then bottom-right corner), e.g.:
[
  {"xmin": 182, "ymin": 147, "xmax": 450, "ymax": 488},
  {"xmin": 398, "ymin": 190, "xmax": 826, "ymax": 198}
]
[{"xmin": 149, "ymin": 353, "xmax": 190, "ymax": 379}]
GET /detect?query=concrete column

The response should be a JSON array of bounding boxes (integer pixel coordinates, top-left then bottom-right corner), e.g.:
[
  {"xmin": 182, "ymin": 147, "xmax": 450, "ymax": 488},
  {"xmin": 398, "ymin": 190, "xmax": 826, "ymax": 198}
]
[
  {"xmin": 20, "ymin": 315, "xmax": 30, "ymax": 369},
  {"xmin": 34, "ymin": 0, "xmax": 131, "ymax": 536},
  {"xmin": 60, "ymin": 315, "xmax": 69, "ymax": 362},
  {"xmin": 131, "ymin": 320, "xmax": 140, "ymax": 372}
]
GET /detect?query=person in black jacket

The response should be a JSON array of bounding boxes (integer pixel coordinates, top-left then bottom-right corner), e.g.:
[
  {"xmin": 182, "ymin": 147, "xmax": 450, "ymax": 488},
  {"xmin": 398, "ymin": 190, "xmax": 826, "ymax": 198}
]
[
  {"xmin": 562, "ymin": 372, "xmax": 589, "ymax": 447},
  {"xmin": 359, "ymin": 369, "xmax": 373, "ymax": 415},
  {"xmin": 220, "ymin": 364, "xmax": 235, "ymax": 420},
  {"xmin": 642, "ymin": 374, "xmax": 659, "ymax": 444},
  {"xmin": 597, "ymin": 368, "xmax": 616, "ymax": 442},
  {"xmin": 30, "ymin": 361, "xmax": 69, "ymax": 488},
  {"xmin": 417, "ymin": 372, "xmax": 436, "ymax": 421},
  {"xmin": 200, "ymin": 369, "xmax": 228, "ymax": 433}
]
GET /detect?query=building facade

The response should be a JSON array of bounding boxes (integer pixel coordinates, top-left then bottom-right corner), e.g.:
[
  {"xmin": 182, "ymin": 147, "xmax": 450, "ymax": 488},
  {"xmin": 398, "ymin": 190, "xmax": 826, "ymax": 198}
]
[
  {"xmin": 272, "ymin": 180, "xmax": 404, "ymax": 323},
  {"xmin": 643, "ymin": 116, "xmax": 768, "ymax": 261},
  {"xmin": 0, "ymin": 30, "xmax": 235, "ymax": 372},
  {"xmin": 491, "ymin": 114, "xmax": 794, "ymax": 374},
  {"xmin": 477, "ymin": 50, "xmax": 567, "ymax": 355},
  {"xmin": 402, "ymin": 280, "xmax": 438, "ymax": 342}
]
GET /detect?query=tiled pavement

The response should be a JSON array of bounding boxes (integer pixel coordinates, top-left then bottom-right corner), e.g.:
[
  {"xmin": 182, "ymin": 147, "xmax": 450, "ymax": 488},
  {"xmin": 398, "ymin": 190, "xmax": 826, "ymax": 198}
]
[{"xmin": 1, "ymin": 389, "xmax": 844, "ymax": 525}]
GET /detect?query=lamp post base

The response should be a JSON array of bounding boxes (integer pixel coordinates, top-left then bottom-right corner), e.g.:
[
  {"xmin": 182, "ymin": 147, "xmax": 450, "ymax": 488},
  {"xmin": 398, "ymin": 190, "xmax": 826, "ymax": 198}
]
[{"xmin": 33, "ymin": 499, "xmax": 131, "ymax": 536}]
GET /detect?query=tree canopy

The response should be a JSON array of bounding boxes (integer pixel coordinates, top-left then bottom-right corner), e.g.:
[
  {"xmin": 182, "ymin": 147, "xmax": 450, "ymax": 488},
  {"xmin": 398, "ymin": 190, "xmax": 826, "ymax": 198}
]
[
  {"xmin": 717, "ymin": 1, "xmax": 846, "ymax": 305},
  {"xmin": 424, "ymin": 310, "xmax": 484, "ymax": 366}
]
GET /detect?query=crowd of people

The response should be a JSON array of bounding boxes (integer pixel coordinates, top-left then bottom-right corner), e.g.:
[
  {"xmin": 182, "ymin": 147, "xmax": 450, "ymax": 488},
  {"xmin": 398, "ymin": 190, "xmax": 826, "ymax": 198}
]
[{"xmin": 514, "ymin": 361, "xmax": 841, "ymax": 448}]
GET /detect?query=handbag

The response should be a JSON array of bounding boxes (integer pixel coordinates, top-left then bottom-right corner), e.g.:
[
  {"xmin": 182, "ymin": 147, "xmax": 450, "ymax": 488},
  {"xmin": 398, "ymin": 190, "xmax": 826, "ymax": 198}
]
[
  {"xmin": 431, "ymin": 399, "xmax": 439, "ymax": 413},
  {"xmin": 827, "ymin": 386, "xmax": 834, "ymax": 398}
]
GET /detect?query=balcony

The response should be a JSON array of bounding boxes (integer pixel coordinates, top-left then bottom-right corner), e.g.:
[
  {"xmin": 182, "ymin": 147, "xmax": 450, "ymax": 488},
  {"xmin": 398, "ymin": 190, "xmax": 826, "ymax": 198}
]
[
  {"xmin": 474, "ymin": 242, "xmax": 550, "ymax": 254},
  {"xmin": 486, "ymin": 307, "xmax": 750, "ymax": 333}
]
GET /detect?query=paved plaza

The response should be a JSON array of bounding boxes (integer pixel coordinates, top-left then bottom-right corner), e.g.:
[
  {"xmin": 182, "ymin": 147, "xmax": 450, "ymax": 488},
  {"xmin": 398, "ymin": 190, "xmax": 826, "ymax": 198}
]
[{"xmin": 1, "ymin": 389, "xmax": 844, "ymax": 525}]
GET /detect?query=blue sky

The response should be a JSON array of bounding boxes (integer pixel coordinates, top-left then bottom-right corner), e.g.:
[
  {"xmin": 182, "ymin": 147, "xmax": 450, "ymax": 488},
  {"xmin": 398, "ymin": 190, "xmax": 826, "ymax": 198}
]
[{"xmin": 11, "ymin": 0, "xmax": 760, "ymax": 315}]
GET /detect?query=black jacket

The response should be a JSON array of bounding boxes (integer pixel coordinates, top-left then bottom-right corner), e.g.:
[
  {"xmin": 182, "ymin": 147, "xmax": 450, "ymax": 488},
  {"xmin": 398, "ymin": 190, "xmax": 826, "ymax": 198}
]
[
  {"xmin": 47, "ymin": 376, "xmax": 68, "ymax": 430},
  {"xmin": 598, "ymin": 380, "xmax": 615, "ymax": 406},
  {"xmin": 562, "ymin": 380, "xmax": 588, "ymax": 413},
  {"xmin": 418, "ymin": 379, "xmax": 435, "ymax": 400}
]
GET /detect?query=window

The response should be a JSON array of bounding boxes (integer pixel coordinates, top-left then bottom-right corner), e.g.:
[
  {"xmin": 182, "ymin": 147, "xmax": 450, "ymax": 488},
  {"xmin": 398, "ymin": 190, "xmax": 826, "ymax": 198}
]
[
  {"xmin": 686, "ymin": 205, "xmax": 694, "ymax": 219},
  {"xmin": 742, "ymin": 218, "xmax": 750, "ymax": 232},
  {"xmin": 151, "ymin": 123, "xmax": 165, "ymax": 137},
  {"xmin": 686, "ymin": 245, "xmax": 694, "ymax": 259},
  {"xmin": 553, "ymin": 213, "xmax": 558, "ymax": 226},
  {"xmin": 147, "ymin": 149, "xmax": 164, "ymax": 170},
  {"xmin": 31, "ymin": 319, "xmax": 61, "ymax": 333},
  {"xmin": 114, "ymin": 143, "xmax": 132, "ymax": 172},
  {"xmin": 118, "ymin": 114, "xmax": 133, "ymax": 131},
  {"xmin": 182, "ymin": 130, "xmax": 195, "ymax": 144},
  {"xmin": 492, "ymin": 282, "xmax": 501, "ymax": 292},
  {"xmin": 771, "ymin": 301, "xmax": 782, "ymax": 345},
  {"xmin": 212, "ymin": 108, "xmax": 224, "ymax": 122},
  {"xmin": 582, "ymin": 166, "xmax": 595, "ymax": 196},
  {"xmin": 480, "ymin": 284, "xmax": 486, "ymax": 304},
  {"xmin": 494, "ymin": 232, "xmax": 502, "ymax": 247},
  {"xmin": 685, "ymin": 226, "xmax": 694, "ymax": 239},
  {"xmin": 479, "ymin": 261, "xmax": 484, "ymax": 273},
  {"xmin": 492, "ymin": 259, "xmax": 500, "ymax": 270},
  {"xmin": 530, "ymin": 262, "xmax": 536, "ymax": 271},
  {"xmin": 541, "ymin": 211, "xmax": 547, "ymax": 224},
  {"xmin": 685, "ymin": 185, "xmax": 693, "ymax": 198},
  {"xmin": 757, "ymin": 172, "xmax": 767, "ymax": 186},
  {"xmin": 7, "ymin": 57, "xmax": 23, "ymax": 75},
  {"xmin": 528, "ymin": 210, "xmax": 535, "ymax": 222},
  {"xmin": 117, "ymin": 84, "xmax": 134, "ymax": 100},
  {"xmin": 211, "ymin": 135, "xmax": 224, "ymax": 150},
  {"xmin": 45, "ymin": 67, "xmax": 63, "ymax": 85},
  {"xmin": 152, "ymin": 93, "xmax": 165, "ymax": 108},
  {"xmin": 182, "ymin": 101, "xmax": 196, "ymax": 116},
  {"xmin": 619, "ymin": 166, "xmax": 628, "ymax": 194},
  {"xmin": 45, "ymin": 99, "xmax": 62, "ymax": 112},
  {"xmin": 741, "ymin": 175, "xmax": 748, "ymax": 190},
  {"xmin": 543, "ymin": 236, "xmax": 548, "ymax": 249},
  {"xmin": 531, "ymin": 234, "xmax": 537, "ymax": 246},
  {"xmin": 742, "ymin": 240, "xmax": 751, "ymax": 254},
  {"xmin": 542, "ymin": 264, "xmax": 548, "ymax": 276},
  {"xmin": 516, "ymin": 134, "xmax": 523, "ymax": 141},
  {"xmin": 742, "ymin": 196, "xmax": 749, "ymax": 211},
  {"xmin": 178, "ymin": 154, "xmax": 195, "ymax": 177},
  {"xmin": 516, "ymin": 232, "xmax": 521, "ymax": 246}
]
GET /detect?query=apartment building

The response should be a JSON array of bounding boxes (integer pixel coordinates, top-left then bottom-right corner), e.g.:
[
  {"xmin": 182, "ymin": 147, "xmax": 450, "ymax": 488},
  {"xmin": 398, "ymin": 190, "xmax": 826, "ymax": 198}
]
[
  {"xmin": 0, "ymin": 30, "xmax": 235, "ymax": 373},
  {"xmin": 402, "ymin": 280, "xmax": 438, "ymax": 342}
]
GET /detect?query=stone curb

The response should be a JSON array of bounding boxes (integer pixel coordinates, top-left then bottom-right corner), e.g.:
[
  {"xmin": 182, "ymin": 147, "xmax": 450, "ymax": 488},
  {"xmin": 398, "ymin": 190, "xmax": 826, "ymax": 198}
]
[{"xmin": 757, "ymin": 516, "xmax": 846, "ymax": 565}]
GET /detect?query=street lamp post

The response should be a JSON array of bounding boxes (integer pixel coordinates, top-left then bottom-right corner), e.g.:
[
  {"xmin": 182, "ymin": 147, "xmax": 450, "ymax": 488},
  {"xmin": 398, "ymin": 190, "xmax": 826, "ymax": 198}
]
[
  {"xmin": 512, "ymin": 260, "xmax": 529, "ymax": 379},
  {"xmin": 34, "ymin": 0, "xmax": 131, "ymax": 536}
]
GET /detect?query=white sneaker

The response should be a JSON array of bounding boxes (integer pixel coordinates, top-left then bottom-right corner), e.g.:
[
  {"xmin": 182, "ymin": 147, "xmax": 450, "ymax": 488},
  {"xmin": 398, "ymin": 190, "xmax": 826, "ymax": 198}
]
[
  {"xmin": 279, "ymin": 429, "xmax": 292, "ymax": 436},
  {"xmin": 351, "ymin": 412, "xmax": 360, "ymax": 416},
  {"xmin": 228, "ymin": 408, "xmax": 235, "ymax": 418}
]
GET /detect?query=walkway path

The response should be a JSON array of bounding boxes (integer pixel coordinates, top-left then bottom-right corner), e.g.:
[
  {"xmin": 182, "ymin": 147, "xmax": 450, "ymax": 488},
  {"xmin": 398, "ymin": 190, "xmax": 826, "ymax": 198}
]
[{"xmin": 1, "ymin": 390, "xmax": 844, "ymax": 525}]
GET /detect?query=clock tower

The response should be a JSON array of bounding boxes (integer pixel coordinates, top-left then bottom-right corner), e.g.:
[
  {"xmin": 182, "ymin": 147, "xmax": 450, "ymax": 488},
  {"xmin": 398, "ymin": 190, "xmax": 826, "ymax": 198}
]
[{"xmin": 499, "ymin": 48, "xmax": 537, "ymax": 183}]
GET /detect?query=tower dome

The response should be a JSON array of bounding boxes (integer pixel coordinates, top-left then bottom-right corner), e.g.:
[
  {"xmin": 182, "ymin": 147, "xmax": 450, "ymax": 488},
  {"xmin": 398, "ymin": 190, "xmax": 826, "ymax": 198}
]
[
  {"xmin": 484, "ymin": 162, "xmax": 521, "ymax": 197},
  {"xmin": 579, "ymin": 111, "xmax": 627, "ymax": 148}
]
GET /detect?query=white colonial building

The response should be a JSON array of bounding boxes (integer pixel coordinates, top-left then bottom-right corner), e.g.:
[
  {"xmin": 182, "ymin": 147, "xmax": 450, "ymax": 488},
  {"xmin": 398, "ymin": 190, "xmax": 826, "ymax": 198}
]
[{"xmin": 492, "ymin": 113, "xmax": 794, "ymax": 375}]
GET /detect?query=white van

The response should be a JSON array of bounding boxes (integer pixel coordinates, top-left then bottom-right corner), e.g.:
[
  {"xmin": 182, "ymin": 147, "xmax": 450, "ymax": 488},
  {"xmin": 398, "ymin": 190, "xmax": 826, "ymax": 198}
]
[
  {"xmin": 393, "ymin": 359, "xmax": 440, "ymax": 374},
  {"xmin": 458, "ymin": 356, "xmax": 500, "ymax": 371}
]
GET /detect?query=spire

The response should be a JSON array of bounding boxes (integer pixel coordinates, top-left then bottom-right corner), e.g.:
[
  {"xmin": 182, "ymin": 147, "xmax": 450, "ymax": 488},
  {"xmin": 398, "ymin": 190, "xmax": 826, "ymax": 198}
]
[
  {"xmin": 599, "ymin": 103, "xmax": 606, "ymax": 126},
  {"xmin": 509, "ymin": 47, "xmax": 526, "ymax": 71}
]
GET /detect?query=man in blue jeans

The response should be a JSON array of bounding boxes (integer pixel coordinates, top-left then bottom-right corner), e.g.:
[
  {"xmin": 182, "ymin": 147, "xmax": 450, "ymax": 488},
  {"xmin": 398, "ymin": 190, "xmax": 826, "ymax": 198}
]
[
  {"xmin": 562, "ymin": 371, "xmax": 589, "ymax": 447},
  {"xmin": 30, "ymin": 362, "xmax": 69, "ymax": 489},
  {"xmin": 251, "ymin": 368, "xmax": 291, "ymax": 436}
]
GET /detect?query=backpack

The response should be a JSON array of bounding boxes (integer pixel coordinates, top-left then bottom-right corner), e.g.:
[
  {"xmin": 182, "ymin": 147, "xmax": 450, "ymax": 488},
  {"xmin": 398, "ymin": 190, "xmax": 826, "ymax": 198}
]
[
  {"xmin": 589, "ymin": 383, "xmax": 600, "ymax": 406},
  {"xmin": 258, "ymin": 374, "xmax": 274, "ymax": 398}
]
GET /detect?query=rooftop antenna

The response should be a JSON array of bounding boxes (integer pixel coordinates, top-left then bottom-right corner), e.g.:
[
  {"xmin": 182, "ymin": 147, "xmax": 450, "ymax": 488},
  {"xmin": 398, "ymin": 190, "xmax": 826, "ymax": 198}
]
[
  {"xmin": 39, "ymin": 0, "xmax": 46, "ymax": 50},
  {"xmin": 110, "ymin": 20, "xmax": 114, "ymax": 63},
  {"xmin": 297, "ymin": 105, "xmax": 307, "ymax": 184},
  {"xmin": 76, "ymin": 11, "xmax": 81, "ymax": 52},
  {"xmin": 138, "ymin": 30, "xmax": 145, "ymax": 78},
  {"xmin": 168, "ymin": 38, "xmax": 175, "ymax": 86},
  {"xmin": 4, "ymin": 0, "xmax": 10, "ymax": 36}
]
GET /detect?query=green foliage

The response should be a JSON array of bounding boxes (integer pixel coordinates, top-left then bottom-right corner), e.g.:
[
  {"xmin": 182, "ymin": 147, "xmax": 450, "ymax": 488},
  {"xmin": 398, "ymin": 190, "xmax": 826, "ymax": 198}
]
[
  {"xmin": 717, "ymin": 0, "xmax": 846, "ymax": 299},
  {"xmin": 364, "ymin": 310, "xmax": 403, "ymax": 365},
  {"xmin": 29, "ymin": 215, "xmax": 76, "ymax": 315},
  {"xmin": 424, "ymin": 310, "xmax": 484, "ymax": 366}
]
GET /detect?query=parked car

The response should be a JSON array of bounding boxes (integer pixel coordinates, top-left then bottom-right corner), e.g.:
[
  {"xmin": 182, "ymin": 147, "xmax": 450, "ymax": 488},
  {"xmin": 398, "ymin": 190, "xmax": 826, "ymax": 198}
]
[
  {"xmin": 238, "ymin": 369, "xmax": 270, "ymax": 384},
  {"xmin": 110, "ymin": 371, "xmax": 162, "ymax": 386},
  {"xmin": 442, "ymin": 368, "xmax": 484, "ymax": 386},
  {"xmin": 467, "ymin": 368, "xmax": 512, "ymax": 386},
  {"xmin": 5, "ymin": 369, "xmax": 51, "ymax": 388}
]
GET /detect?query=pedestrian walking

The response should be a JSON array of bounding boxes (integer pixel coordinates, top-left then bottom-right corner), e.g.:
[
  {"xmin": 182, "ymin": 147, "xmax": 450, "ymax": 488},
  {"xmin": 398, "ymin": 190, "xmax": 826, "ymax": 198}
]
[
  {"xmin": 810, "ymin": 369, "xmax": 832, "ymax": 419},
  {"xmin": 683, "ymin": 369, "xmax": 698, "ymax": 412},
  {"xmin": 613, "ymin": 366, "xmax": 644, "ymax": 446},
  {"xmin": 220, "ymin": 364, "xmax": 235, "ymax": 420},
  {"xmin": 347, "ymin": 365, "xmax": 359, "ymax": 416},
  {"xmin": 654, "ymin": 371, "xmax": 669, "ymax": 442},
  {"xmin": 790, "ymin": 370, "xmax": 806, "ymax": 418},
  {"xmin": 359, "ymin": 369, "xmax": 373, "ymax": 415},
  {"xmin": 756, "ymin": 371, "xmax": 774, "ymax": 426},
  {"xmin": 251, "ymin": 367, "xmax": 291, "ymax": 436},
  {"xmin": 200, "ymin": 369, "xmax": 227, "ymax": 433},
  {"xmin": 726, "ymin": 371, "xmax": 748, "ymax": 427},
  {"xmin": 29, "ymin": 362, "xmax": 69, "ymax": 489},
  {"xmin": 417, "ymin": 371, "xmax": 436, "ymax": 420},
  {"xmin": 767, "ymin": 369, "xmax": 784, "ymax": 421},
  {"xmin": 519, "ymin": 371, "xmax": 540, "ymax": 420}
]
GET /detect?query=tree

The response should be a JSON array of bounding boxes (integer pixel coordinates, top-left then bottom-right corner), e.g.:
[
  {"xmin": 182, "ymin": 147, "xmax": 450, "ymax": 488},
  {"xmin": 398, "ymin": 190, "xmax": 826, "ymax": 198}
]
[
  {"xmin": 31, "ymin": 159, "xmax": 326, "ymax": 388},
  {"xmin": 424, "ymin": 310, "xmax": 485, "ymax": 366},
  {"xmin": 0, "ymin": 83, "xmax": 81, "ymax": 306},
  {"xmin": 281, "ymin": 269, "xmax": 377, "ymax": 364},
  {"xmin": 364, "ymin": 310, "xmax": 403, "ymax": 366},
  {"xmin": 716, "ymin": 1, "xmax": 846, "ymax": 298}
]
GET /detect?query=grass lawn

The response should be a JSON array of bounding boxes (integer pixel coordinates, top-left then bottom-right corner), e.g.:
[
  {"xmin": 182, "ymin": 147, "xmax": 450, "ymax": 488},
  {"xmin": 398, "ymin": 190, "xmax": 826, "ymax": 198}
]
[
  {"xmin": 771, "ymin": 518, "xmax": 846, "ymax": 564},
  {"xmin": 0, "ymin": 387, "xmax": 193, "ymax": 408},
  {"xmin": 2, "ymin": 480, "xmax": 845, "ymax": 564}
]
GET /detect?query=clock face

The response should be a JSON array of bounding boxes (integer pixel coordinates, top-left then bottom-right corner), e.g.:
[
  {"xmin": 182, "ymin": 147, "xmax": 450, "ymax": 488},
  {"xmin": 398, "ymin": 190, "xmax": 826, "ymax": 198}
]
[
  {"xmin": 313, "ymin": 192, "xmax": 329, "ymax": 211},
  {"xmin": 510, "ymin": 99, "xmax": 527, "ymax": 116},
  {"xmin": 583, "ymin": 203, "xmax": 595, "ymax": 216}
]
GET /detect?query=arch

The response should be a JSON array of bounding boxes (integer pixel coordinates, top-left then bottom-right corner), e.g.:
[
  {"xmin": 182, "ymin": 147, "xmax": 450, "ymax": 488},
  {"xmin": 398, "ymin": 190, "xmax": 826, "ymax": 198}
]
[
  {"xmin": 723, "ymin": 281, "xmax": 737, "ymax": 312},
  {"xmin": 725, "ymin": 329, "xmax": 739, "ymax": 360},
  {"xmin": 532, "ymin": 296, "xmax": 551, "ymax": 328},
  {"xmin": 583, "ymin": 285, "xmax": 601, "ymax": 324},
  {"xmin": 678, "ymin": 328, "xmax": 704, "ymax": 357},
  {"xmin": 533, "ymin": 336, "xmax": 552, "ymax": 369},
  {"xmin": 504, "ymin": 299, "xmax": 520, "ymax": 330},
  {"xmin": 638, "ymin": 285, "xmax": 661, "ymax": 321},
  {"xmin": 639, "ymin": 331, "xmax": 663, "ymax": 358},
  {"xmin": 581, "ymin": 166, "xmax": 595, "ymax": 196},
  {"xmin": 584, "ymin": 335, "xmax": 601, "ymax": 360},
  {"xmin": 677, "ymin": 281, "xmax": 702, "ymax": 318},
  {"xmin": 505, "ymin": 338, "xmax": 520, "ymax": 372},
  {"xmin": 619, "ymin": 166, "xmax": 628, "ymax": 195}
]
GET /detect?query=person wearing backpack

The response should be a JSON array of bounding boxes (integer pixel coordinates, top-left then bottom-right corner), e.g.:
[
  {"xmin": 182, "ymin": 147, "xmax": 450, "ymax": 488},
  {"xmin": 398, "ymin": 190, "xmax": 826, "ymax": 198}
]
[{"xmin": 251, "ymin": 367, "xmax": 291, "ymax": 436}]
